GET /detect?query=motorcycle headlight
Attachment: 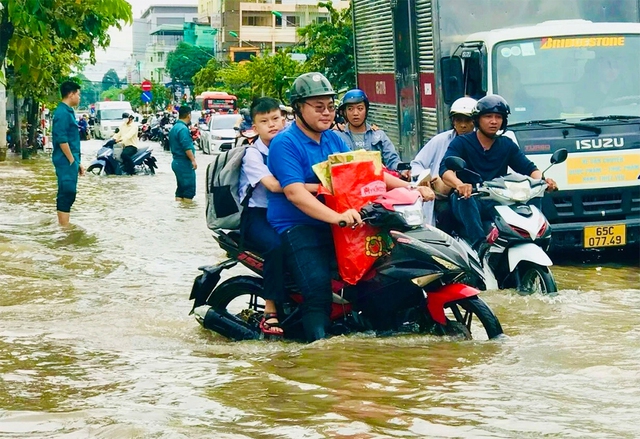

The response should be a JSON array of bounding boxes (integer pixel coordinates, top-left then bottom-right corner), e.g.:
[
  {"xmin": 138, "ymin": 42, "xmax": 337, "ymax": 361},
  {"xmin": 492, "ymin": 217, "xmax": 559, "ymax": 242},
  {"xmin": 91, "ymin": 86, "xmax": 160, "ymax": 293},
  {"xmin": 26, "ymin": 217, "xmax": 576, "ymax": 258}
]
[
  {"xmin": 503, "ymin": 181, "xmax": 532, "ymax": 202},
  {"xmin": 394, "ymin": 199, "xmax": 424, "ymax": 226}
]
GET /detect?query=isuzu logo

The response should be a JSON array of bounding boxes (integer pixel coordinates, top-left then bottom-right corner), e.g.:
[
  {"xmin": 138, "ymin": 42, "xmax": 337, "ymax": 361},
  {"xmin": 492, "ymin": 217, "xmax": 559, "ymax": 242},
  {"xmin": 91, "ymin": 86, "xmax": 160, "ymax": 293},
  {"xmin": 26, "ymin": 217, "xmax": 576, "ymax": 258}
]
[{"xmin": 575, "ymin": 137, "xmax": 625, "ymax": 150}]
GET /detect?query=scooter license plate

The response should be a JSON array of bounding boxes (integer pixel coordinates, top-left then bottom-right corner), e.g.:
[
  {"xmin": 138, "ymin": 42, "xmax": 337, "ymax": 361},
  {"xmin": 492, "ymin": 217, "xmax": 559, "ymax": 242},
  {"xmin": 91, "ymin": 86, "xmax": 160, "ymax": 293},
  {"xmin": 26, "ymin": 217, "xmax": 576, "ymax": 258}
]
[{"xmin": 583, "ymin": 224, "xmax": 626, "ymax": 248}]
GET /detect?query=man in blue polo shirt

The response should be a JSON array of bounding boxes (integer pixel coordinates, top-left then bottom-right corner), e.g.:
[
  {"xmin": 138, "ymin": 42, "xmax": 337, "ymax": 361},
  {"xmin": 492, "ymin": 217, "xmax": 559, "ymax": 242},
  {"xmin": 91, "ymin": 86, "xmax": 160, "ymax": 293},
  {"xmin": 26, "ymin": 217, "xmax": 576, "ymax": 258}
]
[
  {"xmin": 268, "ymin": 72, "xmax": 434, "ymax": 342},
  {"xmin": 440, "ymin": 95, "xmax": 557, "ymax": 255}
]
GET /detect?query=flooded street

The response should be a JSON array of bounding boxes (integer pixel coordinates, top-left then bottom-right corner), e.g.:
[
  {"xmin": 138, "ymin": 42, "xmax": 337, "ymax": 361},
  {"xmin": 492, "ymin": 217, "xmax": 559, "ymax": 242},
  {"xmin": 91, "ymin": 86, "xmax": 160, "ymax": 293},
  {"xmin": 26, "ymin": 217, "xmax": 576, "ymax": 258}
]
[{"xmin": 1, "ymin": 140, "xmax": 639, "ymax": 438}]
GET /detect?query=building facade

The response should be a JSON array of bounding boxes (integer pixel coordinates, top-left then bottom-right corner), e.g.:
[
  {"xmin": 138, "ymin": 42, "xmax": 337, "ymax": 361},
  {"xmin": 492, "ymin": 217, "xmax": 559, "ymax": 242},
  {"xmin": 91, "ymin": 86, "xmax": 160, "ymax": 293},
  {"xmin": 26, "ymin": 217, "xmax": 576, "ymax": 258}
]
[
  {"xmin": 127, "ymin": 5, "xmax": 199, "ymax": 84},
  {"xmin": 196, "ymin": 0, "xmax": 350, "ymax": 61}
]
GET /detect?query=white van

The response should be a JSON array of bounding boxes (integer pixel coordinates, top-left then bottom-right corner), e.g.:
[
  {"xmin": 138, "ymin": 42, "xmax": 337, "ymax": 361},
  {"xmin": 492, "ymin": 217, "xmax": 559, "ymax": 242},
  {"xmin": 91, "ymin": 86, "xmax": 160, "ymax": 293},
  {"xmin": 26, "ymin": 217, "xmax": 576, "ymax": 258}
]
[{"xmin": 93, "ymin": 101, "xmax": 133, "ymax": 139}]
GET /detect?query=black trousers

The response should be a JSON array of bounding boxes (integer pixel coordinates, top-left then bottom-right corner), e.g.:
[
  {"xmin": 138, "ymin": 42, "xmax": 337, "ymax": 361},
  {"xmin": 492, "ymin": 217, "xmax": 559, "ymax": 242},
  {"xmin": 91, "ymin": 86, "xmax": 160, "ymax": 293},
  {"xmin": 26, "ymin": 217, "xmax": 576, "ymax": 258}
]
[
  {"xmin": 121, "ymin": 146, "xmax": 138, "ymax": 175},
  {"xmin": 240, "ymin": 208, "xmax": 285, "ymax": 302}
]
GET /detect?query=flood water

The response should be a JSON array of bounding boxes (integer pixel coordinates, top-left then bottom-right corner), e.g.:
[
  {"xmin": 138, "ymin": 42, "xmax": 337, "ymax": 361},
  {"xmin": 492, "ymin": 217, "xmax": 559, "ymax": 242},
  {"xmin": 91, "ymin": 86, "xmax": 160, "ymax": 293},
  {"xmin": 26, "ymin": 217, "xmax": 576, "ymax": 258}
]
[{"xmin": 1, "ymin": 140, "xmax": 639, "ymax": 438}]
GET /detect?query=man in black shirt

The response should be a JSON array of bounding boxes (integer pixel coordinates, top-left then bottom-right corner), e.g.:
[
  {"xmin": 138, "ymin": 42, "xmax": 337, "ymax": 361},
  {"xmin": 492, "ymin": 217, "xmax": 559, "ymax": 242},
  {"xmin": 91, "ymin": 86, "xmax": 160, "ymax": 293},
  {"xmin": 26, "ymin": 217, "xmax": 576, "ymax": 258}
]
[{"xmin": 440, "ymin": 95, "xmax": 557, "ymax": 252}]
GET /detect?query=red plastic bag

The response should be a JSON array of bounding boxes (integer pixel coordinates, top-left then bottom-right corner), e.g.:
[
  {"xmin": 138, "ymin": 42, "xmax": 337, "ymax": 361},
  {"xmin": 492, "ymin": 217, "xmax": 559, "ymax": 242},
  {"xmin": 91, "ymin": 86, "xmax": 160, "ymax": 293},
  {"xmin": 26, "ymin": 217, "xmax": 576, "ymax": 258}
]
[{"xmin": 325, "ymin": 161, "xmax": 387, "ymax": 285}]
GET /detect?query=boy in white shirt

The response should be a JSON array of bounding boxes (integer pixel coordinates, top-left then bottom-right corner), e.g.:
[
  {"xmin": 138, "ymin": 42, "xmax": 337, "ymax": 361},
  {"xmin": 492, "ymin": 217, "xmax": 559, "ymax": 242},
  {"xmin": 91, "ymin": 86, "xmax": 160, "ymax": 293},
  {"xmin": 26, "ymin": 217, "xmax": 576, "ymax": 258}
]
[{"xmin": 238, "ymin": 98, "xmax": 318, "ymax": 336}]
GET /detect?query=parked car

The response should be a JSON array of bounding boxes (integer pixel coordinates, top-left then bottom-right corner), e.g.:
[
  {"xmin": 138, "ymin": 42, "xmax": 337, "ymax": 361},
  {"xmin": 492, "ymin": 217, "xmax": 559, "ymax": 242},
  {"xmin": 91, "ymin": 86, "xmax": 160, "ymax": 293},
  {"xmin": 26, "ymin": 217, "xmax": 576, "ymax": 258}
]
[{"xmin": 200, "ymin": 114, "xmax": 241, "ymax": 154}]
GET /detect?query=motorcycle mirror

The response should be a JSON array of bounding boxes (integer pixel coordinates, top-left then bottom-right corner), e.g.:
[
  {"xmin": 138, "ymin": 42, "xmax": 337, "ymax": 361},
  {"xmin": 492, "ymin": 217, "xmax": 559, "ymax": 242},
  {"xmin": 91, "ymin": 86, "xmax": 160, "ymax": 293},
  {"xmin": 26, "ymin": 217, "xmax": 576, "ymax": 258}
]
[
  {"xmin": 541, "ymin": 148, "xmax": 569, "ymax": 177},
  {"xmin": 550, "ymin": 148, "xmax": 568, "ymax": 165},
  {"xmin": 445, "ymin": 156, "xmax": 466, "ymax": 171}
]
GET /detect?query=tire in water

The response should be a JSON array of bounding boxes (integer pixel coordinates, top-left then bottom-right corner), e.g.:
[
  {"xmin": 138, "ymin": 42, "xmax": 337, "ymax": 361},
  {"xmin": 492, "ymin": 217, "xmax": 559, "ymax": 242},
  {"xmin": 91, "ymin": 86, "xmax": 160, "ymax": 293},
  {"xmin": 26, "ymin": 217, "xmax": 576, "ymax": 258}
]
[
  {"xmin": 517, "ymin": 262, "xmax": 557, "ymax": 295},
  {"xmin": 87, "ymin": 164, "xmax": 103, "ymax": 175},
  {"xmin": 206, "ymin": 276, "xmax": 266, "ymax": 333},
  {"xmin": 447, "ymin": 296, "xmax": 503, "ymax": 339}
]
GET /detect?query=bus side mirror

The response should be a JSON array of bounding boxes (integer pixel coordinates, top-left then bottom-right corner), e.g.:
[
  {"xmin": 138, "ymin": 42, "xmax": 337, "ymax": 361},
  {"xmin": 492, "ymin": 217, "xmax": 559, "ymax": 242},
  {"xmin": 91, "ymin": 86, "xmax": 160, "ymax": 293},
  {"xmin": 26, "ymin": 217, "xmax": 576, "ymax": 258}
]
[{"xmin": 441, "ymin": 56, "xmax": 464, "ymax": 105}]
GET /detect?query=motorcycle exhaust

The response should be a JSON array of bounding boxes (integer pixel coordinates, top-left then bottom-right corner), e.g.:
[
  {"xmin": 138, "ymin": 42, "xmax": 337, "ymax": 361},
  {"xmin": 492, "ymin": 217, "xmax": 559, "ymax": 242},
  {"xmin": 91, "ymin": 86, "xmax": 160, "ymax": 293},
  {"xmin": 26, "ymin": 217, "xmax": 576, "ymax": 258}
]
[{"xmin": 193, "ymin": 305, "xmax": 260, "ymax": 341}]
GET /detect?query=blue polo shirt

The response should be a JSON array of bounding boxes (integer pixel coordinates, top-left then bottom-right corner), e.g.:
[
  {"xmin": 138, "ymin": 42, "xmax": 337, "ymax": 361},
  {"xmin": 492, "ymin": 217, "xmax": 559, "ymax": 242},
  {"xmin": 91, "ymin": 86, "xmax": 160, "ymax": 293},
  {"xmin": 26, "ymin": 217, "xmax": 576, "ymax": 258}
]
[{"xmin": 267, "ymin": 123, "xmax": 350, "ymax": 233}]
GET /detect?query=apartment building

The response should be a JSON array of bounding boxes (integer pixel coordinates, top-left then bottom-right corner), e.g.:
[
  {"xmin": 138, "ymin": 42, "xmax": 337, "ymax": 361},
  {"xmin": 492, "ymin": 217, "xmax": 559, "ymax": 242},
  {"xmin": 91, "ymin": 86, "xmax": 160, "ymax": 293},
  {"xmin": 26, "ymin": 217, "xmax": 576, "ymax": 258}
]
[
  {"xmin": 127, "ymin": 5, "xmax": 199, "ymax": 84},
  {"xmin": 197, "ymin": 0, "xmax": 350, "ymax": 61}
]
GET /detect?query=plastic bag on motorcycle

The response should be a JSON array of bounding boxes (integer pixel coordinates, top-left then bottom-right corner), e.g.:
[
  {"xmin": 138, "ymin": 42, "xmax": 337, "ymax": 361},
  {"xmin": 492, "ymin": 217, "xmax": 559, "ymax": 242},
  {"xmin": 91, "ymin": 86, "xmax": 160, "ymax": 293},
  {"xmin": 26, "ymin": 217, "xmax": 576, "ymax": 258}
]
[{"xmin": 323, "ymin": 159, "xmax": 387, "ymax": 285}]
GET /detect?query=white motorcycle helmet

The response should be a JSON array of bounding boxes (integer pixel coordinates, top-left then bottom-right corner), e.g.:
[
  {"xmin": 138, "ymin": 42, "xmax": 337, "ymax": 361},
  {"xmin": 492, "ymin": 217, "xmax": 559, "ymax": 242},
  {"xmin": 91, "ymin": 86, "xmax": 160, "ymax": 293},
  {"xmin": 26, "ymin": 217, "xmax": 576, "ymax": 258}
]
[{"xmin": 449, "ymin": 97, "xmax": 477, "ymax": 118}]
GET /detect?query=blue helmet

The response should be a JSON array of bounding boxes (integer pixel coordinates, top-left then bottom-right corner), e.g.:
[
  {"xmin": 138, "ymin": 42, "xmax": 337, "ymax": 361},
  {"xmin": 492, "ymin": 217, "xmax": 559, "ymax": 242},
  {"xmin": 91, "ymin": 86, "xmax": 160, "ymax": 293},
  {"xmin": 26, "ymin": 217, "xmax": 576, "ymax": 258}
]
[{"xmin": 339, "ymin": 89, "xmax": 369, "ymax": 113}]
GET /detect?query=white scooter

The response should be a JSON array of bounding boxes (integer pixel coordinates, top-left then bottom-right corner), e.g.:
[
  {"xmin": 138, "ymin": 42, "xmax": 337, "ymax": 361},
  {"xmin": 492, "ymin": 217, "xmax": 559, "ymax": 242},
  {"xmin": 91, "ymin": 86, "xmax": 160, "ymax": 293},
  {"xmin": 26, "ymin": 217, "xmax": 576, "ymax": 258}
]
[{"xmin": 443, "ymin": 148, "xmax": 568, "ymax": 294}]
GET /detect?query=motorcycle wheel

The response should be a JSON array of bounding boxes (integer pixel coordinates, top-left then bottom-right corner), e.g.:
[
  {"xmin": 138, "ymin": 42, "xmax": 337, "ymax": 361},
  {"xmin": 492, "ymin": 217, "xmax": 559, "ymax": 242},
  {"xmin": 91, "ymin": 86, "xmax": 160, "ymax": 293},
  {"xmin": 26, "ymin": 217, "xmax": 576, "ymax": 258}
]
[
  {"xmin": 446, "ymin": 296, "xmax": 503, "ymax": 340},
  {"xmin": 86, "ymin": 164, "xmax": 103, "ymax": 175},
  {"xmin": 206, "ymin": 276, "xmax": 267, "ymax": 333},
  {"xmin": 517, "ymin": 262, "xmax": 557, "ymax": 295}
]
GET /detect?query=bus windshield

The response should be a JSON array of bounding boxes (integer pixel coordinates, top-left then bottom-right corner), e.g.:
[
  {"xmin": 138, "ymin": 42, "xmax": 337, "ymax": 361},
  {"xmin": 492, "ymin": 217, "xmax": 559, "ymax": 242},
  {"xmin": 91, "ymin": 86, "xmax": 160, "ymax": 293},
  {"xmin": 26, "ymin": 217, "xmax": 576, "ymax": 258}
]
[{"xmin": 493, "ymin": 34, "xmax": 640, "ymax": 123}]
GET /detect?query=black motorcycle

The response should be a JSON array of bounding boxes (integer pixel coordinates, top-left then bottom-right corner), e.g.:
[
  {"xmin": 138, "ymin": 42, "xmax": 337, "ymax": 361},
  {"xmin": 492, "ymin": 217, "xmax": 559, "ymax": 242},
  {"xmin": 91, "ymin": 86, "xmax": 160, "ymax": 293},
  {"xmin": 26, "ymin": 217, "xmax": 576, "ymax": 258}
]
[
  {"xmin": 190, "ymin": 188, "xmax": 503, "ymax": 342},
  {"xmin": 86, "ymin": 139, "xmax": 158, "ymax": 175}
]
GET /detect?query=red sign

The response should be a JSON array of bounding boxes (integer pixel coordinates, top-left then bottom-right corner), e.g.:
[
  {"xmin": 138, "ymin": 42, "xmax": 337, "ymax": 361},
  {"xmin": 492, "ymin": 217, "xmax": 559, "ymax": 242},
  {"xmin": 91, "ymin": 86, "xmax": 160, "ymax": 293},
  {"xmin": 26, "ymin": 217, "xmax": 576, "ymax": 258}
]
[{"xmin": 141, "ymin": 80, "xmax": 152, "ymax": 92}]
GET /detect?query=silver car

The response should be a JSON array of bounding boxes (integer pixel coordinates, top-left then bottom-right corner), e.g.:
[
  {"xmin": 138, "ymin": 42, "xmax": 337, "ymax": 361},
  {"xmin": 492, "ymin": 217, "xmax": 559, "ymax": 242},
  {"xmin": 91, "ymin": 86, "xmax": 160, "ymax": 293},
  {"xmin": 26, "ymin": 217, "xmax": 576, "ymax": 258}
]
[{"xmin": 200, "ymin": 114, "xmax": 241, "ymax": 154}]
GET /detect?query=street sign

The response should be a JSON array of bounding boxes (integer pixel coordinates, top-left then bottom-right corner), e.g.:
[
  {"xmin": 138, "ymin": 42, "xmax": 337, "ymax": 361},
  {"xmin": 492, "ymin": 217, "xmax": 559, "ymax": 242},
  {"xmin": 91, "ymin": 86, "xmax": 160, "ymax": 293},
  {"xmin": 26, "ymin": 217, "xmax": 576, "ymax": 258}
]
[
  {"xmin": 141, "ymin": 80, "xmax": 152, "ymax": 92},
  {"xmin": 141, "ymin": 91, "xmax": 153, "ymax": 103}
]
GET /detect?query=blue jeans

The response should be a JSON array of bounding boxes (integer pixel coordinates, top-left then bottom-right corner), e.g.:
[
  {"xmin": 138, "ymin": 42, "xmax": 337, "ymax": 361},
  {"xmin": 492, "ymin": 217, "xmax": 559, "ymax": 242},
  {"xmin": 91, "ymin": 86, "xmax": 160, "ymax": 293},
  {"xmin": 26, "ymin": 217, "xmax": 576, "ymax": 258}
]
[
  {"xmin": 171, "ymin": 159, "xmax": 196, "ymax": 199},
  {"xmin": 450, "ymin": 196, "xmax": 543, "ymax": 246},
  {"xmin": 240, "ymin": 208, "xmax": 284, "ymax": 302},
  {"xmin": 280, "ymin": 225, "xmax": 335, "ymax": 342}
]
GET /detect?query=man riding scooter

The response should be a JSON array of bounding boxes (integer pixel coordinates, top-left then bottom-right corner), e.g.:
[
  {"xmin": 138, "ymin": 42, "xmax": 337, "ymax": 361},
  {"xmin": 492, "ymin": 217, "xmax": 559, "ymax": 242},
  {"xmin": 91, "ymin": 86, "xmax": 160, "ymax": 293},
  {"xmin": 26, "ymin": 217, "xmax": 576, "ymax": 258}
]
[
  {"xmin": 113, "ymin": 112, "xmax": 139, "ymax": 175},
  {"xmin": 336, "ymin": 89, "xmax": 404, "ymax": 174},
  {"xmin": 267, "ymin": 72, "xmax": 434, "ymax": 342},
  {"xmin": 439, "ymin": 95, "xmax": 558, "ymax": 257}
]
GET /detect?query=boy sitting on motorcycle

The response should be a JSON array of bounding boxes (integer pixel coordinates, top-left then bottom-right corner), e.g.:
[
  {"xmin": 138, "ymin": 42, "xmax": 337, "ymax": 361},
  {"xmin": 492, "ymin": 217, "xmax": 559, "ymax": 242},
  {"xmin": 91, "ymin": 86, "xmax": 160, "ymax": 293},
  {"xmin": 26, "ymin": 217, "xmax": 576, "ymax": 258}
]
[
  {"xmin": 238, "ymin": 97, "xmax": 320, "ymax": 336},
  {"xmin": 267, "ymin": 72, "xmax": 434, "ymax": 342}
]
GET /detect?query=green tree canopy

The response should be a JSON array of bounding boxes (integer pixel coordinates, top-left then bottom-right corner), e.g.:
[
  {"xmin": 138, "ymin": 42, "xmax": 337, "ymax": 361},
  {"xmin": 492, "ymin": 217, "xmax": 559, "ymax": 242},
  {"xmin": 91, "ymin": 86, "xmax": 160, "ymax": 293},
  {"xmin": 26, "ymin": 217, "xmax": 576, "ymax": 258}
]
[
  {"xmin": 297, "ymin": 1, "xmax": 355, "ymax": 91},
  {"xmin": 245, "ymin": 52, "xmax": 308, "ymax": 102},
  {"xmin": 166, "ymin": 42, "xmax": 215, "ymax": 84},
  {"xmin": 101, "ymin": 68, "xmax": 121, "ymax": 92},
  {"xmin": 192, "ymin": 58, "xmax": 223, "ymax": 95},
  {"xmin": 0, "ymin": 0, "xmax": 132, "ymax": 85}
]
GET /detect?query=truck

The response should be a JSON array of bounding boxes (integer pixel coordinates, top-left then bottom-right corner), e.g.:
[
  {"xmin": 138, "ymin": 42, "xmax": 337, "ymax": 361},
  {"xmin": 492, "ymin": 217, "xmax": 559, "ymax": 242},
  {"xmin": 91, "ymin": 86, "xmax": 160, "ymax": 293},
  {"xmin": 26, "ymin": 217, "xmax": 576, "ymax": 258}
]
[
  {"xmin": 352, "ymin": 0, "xmax": 640, "ymax": 252},
  {"xmin": 93, "ymin": 101, "xmax": 133, "ymax": 139}
]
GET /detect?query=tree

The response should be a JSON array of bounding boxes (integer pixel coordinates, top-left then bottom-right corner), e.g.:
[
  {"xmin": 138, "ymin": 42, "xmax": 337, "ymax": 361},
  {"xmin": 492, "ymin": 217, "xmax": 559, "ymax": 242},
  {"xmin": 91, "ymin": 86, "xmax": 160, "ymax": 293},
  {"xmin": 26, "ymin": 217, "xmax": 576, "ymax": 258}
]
[
  {"xmin": 102, "ymin": 69, "xmax": 121, "ymax": 92},
  {"xmin": 218, "ymin": 63, "xmax": 253, "ymax": 106},
  {"xmin": 0, "ymin": 0, "xmax": 132, "ymax": 83},
  {"xmin": 245, "ymin": 52, "xmax": 308, "ymax": 102},
  {"xmin": 100, "ymin": 87, "xmax": 123, "ymax": 101},
  {"xmin": 74, "ymin": 74, "xmax": 101, "ymax": 109},
  {"xmin": 192, "ymin": 58, "xmax": 223, "ymax": 95},
  {"xmin": 297, "ymin": 2, "xmax": 355, "ymax": 91},
  {"xmin": 166, "ymin": 42, "xmax": 215, "ymax": 85},
  {"xmin": 0, "ymin": 0, "xmax": 132, "ymax": 155}
]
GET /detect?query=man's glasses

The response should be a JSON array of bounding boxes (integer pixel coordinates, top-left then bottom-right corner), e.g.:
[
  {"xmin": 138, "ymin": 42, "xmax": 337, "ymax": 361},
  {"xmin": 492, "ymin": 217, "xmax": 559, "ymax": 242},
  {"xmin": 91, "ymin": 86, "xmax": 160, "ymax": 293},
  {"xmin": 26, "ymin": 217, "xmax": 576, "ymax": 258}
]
[{"xmin": 304, "ymin": 102, "xmax": 336, "ymax": 114}]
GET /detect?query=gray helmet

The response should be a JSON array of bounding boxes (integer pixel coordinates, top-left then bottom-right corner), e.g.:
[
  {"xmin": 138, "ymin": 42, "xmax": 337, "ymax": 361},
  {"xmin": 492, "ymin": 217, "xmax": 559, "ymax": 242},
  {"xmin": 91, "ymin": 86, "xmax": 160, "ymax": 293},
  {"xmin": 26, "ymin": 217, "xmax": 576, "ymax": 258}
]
[{"xmin": 289, "ymin": 72, "xmax": 336, "ymax": 106}]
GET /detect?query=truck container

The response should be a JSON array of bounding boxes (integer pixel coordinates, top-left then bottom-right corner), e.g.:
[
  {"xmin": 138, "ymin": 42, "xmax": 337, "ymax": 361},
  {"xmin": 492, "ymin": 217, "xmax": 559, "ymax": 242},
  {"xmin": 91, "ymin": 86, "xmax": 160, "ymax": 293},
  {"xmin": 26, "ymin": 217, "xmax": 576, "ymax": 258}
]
[{"xmin": 352, "ymin": 0, "xmax": 640, "ymax": 251}]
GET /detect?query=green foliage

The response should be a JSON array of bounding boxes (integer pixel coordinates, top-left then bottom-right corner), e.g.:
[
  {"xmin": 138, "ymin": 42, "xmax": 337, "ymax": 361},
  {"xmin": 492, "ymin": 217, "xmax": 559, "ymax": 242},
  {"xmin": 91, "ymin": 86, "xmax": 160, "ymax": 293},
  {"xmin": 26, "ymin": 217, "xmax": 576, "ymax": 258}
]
[
  {"xmin": 0, "ymin": 0, "xmax": 132, "ymax": 89},
  {"xmin": 68, "ymin": 74, "xmax": 101, "ymax": 109},
  {"xmin": 218, "ymin": 63, "xmax": 253, "ymax": 106},
  {"xmin": 166, "ymin": 42, "xmax": 215, "ymax": 84},
  {"xmin": 192, "ymin": 58, "xmax": 223, "ymax": 95},
  {"xmin": 297, "ymin": 1, "xmax": 355, "ymax": 91},
  {"xmin": 245, "ymin": 52, "xmax": 308, "ymax": 102},
  {"xmin": 100, "ymin": 87, "xmax": 123, "ymax": 101},
  {"xmin": 101, "ymin": 69, "xmax": 121, "ymax": 92}
]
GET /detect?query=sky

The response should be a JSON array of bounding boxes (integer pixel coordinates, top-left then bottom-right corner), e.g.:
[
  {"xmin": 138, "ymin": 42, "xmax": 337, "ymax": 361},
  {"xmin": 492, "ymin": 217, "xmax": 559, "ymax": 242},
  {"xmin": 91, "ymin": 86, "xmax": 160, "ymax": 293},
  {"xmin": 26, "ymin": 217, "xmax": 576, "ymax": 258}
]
[{"xmin": 83, "ymin": 0, "xmax": 197, "ymax": 81}]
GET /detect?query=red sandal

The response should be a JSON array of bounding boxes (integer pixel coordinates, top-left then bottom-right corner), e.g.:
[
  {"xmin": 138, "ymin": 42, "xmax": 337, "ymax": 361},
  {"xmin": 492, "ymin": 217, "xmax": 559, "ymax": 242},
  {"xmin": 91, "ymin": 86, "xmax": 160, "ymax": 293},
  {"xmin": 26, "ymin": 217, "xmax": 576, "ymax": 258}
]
[{"xmin": 259, "ymin": 312, "xmax": 284, "ymax": 337}]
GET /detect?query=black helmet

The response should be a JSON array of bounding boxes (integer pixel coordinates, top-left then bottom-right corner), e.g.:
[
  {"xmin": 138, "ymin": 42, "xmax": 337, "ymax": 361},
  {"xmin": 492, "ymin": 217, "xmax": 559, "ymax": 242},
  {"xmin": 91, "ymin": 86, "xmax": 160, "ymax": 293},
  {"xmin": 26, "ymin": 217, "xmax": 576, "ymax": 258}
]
[
  {"xmin": 122, "ymin": 112, "xmax": 132, "ymax": 119},
  {"xmin": 472, "ymin": 95, "xmax": 510, "ymax": 130},
  {"xmin": 289, "ymin": 72, "xmax": 335, "ymax": 106}
]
